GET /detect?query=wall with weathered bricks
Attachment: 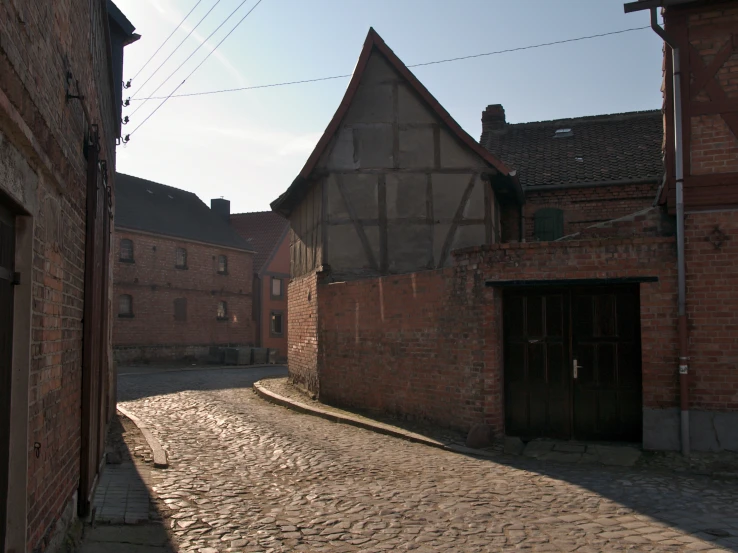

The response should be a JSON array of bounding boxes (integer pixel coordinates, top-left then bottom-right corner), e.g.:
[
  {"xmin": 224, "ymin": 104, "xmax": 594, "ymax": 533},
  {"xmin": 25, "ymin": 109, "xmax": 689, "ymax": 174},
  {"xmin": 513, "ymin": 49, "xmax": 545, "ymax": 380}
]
[
  {"xmin": 685, "ymin": 211, "xmax": 738, "ymax": 413},
  {"xmin": 112, "ymin": 230, "xmax": 254, "ymax": 358},
  {"xmin": 524, "ymin": 182, "xmax": 659, "ymax": 241},
  {"xmin": 315, "ymin": 237, "xmax": 679, "ymax": 444},
  {"xmin": 287, "ymin": 271, "xmax": 319, "ymax": 393},
  {"xmin": 0, "ymin": 0, "xmax": 123, "ymax": 550},
  {"xmin": 318, "ymin": 268, "xmax": 488, "ymax": 431}
]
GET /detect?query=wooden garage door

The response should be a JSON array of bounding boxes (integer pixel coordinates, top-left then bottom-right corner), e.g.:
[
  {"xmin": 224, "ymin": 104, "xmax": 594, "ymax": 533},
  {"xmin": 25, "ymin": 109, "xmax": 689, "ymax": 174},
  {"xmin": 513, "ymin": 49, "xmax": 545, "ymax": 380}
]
[{"xmin": 503, "ymin": 286, "xmax": 642, "ymax": 442}]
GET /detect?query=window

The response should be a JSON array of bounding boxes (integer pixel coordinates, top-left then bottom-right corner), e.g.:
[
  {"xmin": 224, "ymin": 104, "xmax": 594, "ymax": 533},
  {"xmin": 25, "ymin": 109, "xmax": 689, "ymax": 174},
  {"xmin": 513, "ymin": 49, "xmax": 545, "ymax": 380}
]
[
  {"xmin": 118, "ymin": 294, "xmax": 133, "ymax": 317},
  {"xmin": 217, "ymin": 301, "xmax": 227, "ymax": 320},
  {"xmin": 271, "ymin": 277, "xmax": 283, "ymax": 299},
  {"xmin": 174, "ymin": 298, "xmax": 187, "ymax": 321},
  {"xmin": 218, "ymin": 255, "xmax": 228, "ymax": 274},
  {"xmin": 534, "ymin": 208, "xmax": 564, "ymax": 242},
  {"xmin": 270, "ymin": 311, "xmax": 284, "ymax": 336},
  {"xmin": 553, "ymin": 128, "xmax": 573, "ymax": 138},
  {"xmin": 175, "ymin": 247, "xmax": 187, "ymax": 269},
  {"xmin": 120, "ymin": 239, "xmax": 134, "ymax": 262}
]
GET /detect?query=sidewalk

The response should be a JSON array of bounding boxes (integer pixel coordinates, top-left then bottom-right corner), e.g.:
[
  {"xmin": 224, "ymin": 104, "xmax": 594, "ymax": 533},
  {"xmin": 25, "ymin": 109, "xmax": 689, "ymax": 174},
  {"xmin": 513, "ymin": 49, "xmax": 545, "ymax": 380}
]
[{"xmin": 78, "ymin": 413, "xmax": 175, "ymax": 553}]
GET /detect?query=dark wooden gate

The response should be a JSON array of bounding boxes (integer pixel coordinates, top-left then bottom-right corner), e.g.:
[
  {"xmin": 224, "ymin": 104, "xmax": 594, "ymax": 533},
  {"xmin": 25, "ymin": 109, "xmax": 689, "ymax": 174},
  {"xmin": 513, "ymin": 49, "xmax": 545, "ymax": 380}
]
[
  {"xmin": 79, "ymin": 132, "xmax": 112, "ymax": 516},
  {"xmin": 503, "ymin": 285, "xmax": 642, "ymax": 442},
  {"xmin": 0, "ymin": 202, "xmax": 15, "ymax": 551}
]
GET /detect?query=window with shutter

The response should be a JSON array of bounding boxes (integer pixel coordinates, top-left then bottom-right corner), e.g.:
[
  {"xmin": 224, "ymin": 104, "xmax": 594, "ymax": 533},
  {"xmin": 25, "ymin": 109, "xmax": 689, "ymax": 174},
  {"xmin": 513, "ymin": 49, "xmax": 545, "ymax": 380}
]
[{"xmin": 534, "ymin": 208, "xmax": 564, "ymax": 241}]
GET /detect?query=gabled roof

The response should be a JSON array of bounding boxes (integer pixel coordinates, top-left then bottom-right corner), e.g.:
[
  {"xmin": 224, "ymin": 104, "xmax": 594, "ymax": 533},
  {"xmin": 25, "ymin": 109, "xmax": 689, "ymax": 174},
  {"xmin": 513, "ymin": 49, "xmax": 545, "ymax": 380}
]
[
  {"xmin": 271, "ymin": 28, "xmax": 514, "ymax": 217},
  {"xmin": 114, "ymin": 173, "xmax": 253, "ymax": 251},
  {"xmin": 230, "ymin": 211, "xmax": 290, "ymax": 274},
  {"xmin": 481, "ymin": 110, "xmax": 664, "ymax": 189}
]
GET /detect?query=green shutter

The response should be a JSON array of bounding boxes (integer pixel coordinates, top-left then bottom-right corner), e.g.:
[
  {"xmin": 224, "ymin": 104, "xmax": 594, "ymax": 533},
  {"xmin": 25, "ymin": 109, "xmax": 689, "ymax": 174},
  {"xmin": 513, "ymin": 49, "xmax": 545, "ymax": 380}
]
[{"xmin": 534, "ymin": 208, "xmax": 564, "ymax": 241}]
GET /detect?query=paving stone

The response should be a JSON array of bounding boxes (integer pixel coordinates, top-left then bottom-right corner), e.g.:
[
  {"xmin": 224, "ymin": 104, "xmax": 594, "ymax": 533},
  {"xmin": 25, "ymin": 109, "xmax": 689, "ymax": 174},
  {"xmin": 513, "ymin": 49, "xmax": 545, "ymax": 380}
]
[{"xmin": 116, "ymin": 366, "xmax": 738, "ymax": 553}]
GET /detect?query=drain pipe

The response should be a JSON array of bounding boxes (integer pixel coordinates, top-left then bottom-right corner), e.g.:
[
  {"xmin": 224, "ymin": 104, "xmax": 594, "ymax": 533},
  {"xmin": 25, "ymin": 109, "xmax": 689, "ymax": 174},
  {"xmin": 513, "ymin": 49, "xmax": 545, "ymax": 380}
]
[{"xmin": 648, "ymin": 7, "xmax": 690, "ymax": 456}]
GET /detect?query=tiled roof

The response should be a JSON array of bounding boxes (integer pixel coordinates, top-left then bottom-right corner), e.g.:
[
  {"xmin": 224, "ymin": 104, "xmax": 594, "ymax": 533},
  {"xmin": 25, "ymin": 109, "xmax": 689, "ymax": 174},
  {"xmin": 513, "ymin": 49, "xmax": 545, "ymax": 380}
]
[
  {"xmin": 114, "ymin": 173, "xmax": 252, "ymax": 251},
  {"xmin": 480, "ymin": 110, "xmax": 664, "ymax": 188},
  {"xmin": 230, "ymin": 211, "xmax": 289, "ymax": 274}
]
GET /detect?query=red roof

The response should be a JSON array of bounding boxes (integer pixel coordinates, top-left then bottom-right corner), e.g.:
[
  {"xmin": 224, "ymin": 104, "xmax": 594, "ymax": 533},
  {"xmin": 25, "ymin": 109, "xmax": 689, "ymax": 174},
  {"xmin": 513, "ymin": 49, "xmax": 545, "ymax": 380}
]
[
  {"xmin": 271, "ymin": 27, "xmax": 514, "ymax": 217},
  {"xmin": 230, "ymin": 211, "xmax": 289, "ymax": 274}
]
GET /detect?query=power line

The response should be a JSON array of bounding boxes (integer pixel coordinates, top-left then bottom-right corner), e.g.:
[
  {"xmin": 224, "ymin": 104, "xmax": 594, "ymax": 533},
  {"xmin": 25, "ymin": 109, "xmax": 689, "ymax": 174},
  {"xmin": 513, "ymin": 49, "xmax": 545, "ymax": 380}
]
[
  {"xmin": 130, "ymin": 0, "xmax": 225, "ymax": 100},
  {"xmin": 131, "ymin": 25, "xmax": 651, "ymax": 102},
  {"xmin": 128, "ymin": 0, "xmax": 205, "ymax": 83},
  {"xmin": 127, "ymin": 0, "xmax": 265, "ymax": 139}
]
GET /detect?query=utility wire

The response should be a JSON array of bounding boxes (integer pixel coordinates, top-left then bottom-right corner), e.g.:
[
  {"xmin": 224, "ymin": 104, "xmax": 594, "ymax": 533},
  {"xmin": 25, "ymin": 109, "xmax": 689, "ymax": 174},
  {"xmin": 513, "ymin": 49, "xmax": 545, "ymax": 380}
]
[
  {"xmin": 130, "ymin": 0, "xmax": 225, "ymax": 100},
  {"xmin": 127, "ymin": 0, "xmax": 265, "ymax": 138},
  {"xmin": 128, "ymin": 0, "xmax": 205, "ymax": 83},
  {"xmin": 131, "ymin": 25, "xmax": 651, "ymax": 102}
]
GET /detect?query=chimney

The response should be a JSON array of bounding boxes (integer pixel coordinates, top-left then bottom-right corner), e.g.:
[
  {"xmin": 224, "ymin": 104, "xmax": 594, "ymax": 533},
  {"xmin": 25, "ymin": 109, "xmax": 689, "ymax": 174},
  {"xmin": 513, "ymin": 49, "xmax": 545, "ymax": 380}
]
[
  {"xmin": 211, "ymin": 198, "xmax": 230, "ymax": 224},
  {"xmin": 482, "ymin": 104, "xmax": 506, "ymax": 133}
]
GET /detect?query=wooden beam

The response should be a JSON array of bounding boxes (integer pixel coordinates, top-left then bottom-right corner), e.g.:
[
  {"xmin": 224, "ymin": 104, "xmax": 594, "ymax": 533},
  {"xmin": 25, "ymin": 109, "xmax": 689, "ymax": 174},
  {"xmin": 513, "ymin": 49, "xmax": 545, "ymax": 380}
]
[
  {"xmin": 378, "ymin": 174, "xmax": 388, "ymax": 273},
  {"xmin": 437, "ymin": 173, "xmax": 477, "ymax": 268},
  {"xmin": 335, "ymin": 174, "xmax": 379, "ymax": 271}
]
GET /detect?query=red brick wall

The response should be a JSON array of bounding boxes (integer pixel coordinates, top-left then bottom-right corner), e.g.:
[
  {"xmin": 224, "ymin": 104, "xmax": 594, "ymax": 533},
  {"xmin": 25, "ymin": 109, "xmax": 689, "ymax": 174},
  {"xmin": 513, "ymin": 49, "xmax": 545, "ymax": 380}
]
[
  {"xmin": 112, "ymin": 230, "xmax": 254, "ymax": 349},
  {"xmin": 318, "ymin": 268, "xmax": 488, "ymax": 431},
  {"xmin": 524, "ymin": 183, "xmax": 659, "ymax": 240},
  {"xmin": 0, "ymin": 1, "xmax": 122, "ymax": 550},
  {"xmin": 287, "ymin": 271, "xmax": 319, "ymax": 393},
  {"xmin": 685, "ymin": 210, "xmax": 738, "ymax": 412},
  {"xmin": 260, "ymin": 234, "xmax": 289, "ymax": 359},
  {"xmin": 315, "ymin": 237, "xmax": 678, "ymax": 436}
]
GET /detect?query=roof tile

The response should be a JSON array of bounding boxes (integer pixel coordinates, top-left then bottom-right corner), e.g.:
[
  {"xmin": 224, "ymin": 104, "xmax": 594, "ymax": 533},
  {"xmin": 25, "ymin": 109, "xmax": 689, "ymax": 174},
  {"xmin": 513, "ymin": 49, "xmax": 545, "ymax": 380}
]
[{"xmin": 230, "ymin": 211, "xmax": 289, "ymax": 274}]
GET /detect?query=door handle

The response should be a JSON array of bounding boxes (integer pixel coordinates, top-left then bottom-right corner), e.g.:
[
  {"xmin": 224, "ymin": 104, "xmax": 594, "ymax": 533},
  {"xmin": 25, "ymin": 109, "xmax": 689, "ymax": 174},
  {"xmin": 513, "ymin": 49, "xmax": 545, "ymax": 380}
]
[{"xmin": 573, "ymin": 358, "xmax": 582, "ymax": 379}]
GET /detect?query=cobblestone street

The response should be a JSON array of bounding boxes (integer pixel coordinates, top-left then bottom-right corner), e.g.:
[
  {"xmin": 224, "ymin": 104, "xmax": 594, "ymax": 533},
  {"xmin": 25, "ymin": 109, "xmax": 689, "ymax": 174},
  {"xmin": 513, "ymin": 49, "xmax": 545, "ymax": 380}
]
[{"xmin": 118, "ymin": 367, "xmax": 738, "ymax": 553}]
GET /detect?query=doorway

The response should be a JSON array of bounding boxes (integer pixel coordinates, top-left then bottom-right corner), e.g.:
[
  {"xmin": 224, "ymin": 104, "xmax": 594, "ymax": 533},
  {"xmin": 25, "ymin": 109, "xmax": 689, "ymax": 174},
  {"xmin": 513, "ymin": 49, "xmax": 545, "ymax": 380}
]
[{"xmin": 503, "ymin": 285, "xmax": 642, "ymax": 442}]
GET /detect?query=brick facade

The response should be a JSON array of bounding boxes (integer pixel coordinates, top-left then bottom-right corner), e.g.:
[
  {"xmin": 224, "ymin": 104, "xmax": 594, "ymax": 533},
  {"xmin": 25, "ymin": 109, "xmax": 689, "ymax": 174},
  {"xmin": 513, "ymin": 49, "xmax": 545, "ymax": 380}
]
[
  {"xmin": 287, "ymin": 271, "xmax": 319, "ymax": 393},
  {"xmin": 0, "ymin": 1, "xmax": 133, "ymax": 550},
  {"xmin": 113, "ymin": 230, "xmax": 254, "ymax": 362},
  {"xmin": 312, "ymin": 237, "xmax": 678, "ymax": 442},
  {"xmin": 524, "ymin": 183, "xmax": 660, "ymax": 240},
  {"xmin": 258, "ymin": 234, "xmax": 289, "ymax": 359}
]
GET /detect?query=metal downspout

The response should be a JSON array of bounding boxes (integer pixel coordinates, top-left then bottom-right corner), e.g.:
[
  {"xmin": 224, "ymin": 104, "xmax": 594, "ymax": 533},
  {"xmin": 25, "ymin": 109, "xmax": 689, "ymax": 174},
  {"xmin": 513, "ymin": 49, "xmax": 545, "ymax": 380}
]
[{"xmin": 649, "ymin": 7, "xmax": 690, "ymax": 456}]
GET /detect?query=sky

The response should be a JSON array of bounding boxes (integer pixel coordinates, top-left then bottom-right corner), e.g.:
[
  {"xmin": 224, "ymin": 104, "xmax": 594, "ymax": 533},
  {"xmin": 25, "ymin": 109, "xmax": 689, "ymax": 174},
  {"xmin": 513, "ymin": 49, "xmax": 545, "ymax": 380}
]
[{"xmin": 114, "ymin": 0, "xmax": 664, "ymax": 214}]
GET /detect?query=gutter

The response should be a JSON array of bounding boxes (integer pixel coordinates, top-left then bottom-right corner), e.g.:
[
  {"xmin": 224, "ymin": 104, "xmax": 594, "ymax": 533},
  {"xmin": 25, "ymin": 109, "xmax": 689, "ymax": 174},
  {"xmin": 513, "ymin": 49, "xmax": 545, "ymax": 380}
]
[{"xmin": 627, "ymin": 5, "xmax": 690, "ymax": 456}]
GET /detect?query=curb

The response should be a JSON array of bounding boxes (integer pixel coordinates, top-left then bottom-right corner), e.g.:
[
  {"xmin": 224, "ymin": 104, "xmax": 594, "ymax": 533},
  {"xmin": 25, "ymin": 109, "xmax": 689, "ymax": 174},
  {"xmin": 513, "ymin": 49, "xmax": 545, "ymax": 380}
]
[
  {"xmin": 116, "ymin": 405, "xmax": 169, "ymax": 469},
  {"xmin": 252, "ymin": 381, "xmax": 499, "ymax": 459}
]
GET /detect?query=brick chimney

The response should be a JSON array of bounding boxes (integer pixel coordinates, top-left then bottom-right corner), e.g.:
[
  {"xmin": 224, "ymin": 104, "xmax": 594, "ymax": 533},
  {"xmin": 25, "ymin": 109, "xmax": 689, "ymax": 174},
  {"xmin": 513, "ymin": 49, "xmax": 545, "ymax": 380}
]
[
  {"xmin": 482, "ymin": 104, "xmax": 506, "ymax": 133},
  {"xmin": 211, "ymin": 198, "xmax": 230, "ymax": 224}
]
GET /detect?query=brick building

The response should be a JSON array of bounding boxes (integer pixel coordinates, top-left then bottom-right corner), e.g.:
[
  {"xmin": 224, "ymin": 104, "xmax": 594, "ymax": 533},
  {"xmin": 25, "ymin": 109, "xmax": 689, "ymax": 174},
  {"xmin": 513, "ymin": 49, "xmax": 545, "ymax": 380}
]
[
  {"xmin": 0, "ymin": 1, "xmax": 137, "ymax": 551},
  {"xmin": 230, "ymin": 211, "xmax": 290, "ymax": 362},
  {"xmin": 274, "ymin": 19, "xmax": 737, "ymax": 453},
  {"xmin": 113, "ymin": 174, "xmax": 255, "ymax": 364}
]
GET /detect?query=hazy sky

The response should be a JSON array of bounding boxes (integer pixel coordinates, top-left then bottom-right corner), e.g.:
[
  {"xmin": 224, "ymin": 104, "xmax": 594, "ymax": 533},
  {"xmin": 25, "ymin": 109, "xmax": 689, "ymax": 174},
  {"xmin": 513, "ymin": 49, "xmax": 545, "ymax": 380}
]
[{"xmin": 114, "ymin": 0, "xmax": 664, "ymax": 214}]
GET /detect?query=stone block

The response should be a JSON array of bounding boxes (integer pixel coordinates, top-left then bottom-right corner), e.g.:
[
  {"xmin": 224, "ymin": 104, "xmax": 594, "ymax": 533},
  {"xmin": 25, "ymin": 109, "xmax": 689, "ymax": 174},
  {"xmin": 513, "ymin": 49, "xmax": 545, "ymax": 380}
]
[
  {"xmin": 354, "ymin": 125, "xmax": 394, "ymax": 168},
  {"xmin": 432, "ymin": 173, "xmax": 471, "ymax": 219},
  {"xmin": 643, "ymin": 407, "xmax": 680, "ymax": 451},
  {"xmin": 691, "ymin": 410, "xmax": 738, "ymax": 452},
  {"xmin": 399, "ymin": 127, "xmax": 434, "ymax": 168},
  {"xmin": 522, "ymin": 439, "xmax": 554, "ymax": 458},
  {"xmin": 344, "ymin": 84, "xmax": 394, "ymax": 125},
  {"xmin": 466, "ymin": 424, "xmax": 492, "ymax": 449},
  {"xmin": 504, "ymin": 436, "xmax": 525, "ymax": 455},
  {"xmin": 325, "ymin": 128, "xmax": 357, "ymax": 170},
  {"xmin": 387, "ymin": 223, "xmax": 432, "ymax": 274},
  {"xmin": 341, "ymin": 173, "xmax": 378, "ymax": 219},
  {"xmin": 439, "ymin": 127, "xmax": 485, "ymax": 168},
  {"xmin": 398, "ymin": 84, "xmax": 436, "ymax": 125},
  {"xmin": 386, "ymin": 173, "xmax": 427, "ymax": 219}
]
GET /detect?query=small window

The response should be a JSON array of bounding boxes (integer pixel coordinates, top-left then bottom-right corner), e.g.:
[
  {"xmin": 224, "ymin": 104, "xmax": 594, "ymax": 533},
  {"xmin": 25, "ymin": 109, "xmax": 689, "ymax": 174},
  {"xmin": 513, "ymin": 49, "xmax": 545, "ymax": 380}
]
[
  {"xmin": 118, "ymin": 294, "xmax": 133, "ymax": 317},
  {"xmin": 175, "ymin": 247, "xmax": 187, "ymax": 269},
  {"xmin": 174, "ymin": 298, "xmax": 187, "ymax": 321},
  {"xmin": 534, "ymin": 208, "xmax": 564, "ymax": 241},
  {"xmin": 271, "ymin": 277, "xmax": 283, "ymax": 299},
  {"xmin": 120, "ymin": 239, "xmax": 134, "ymax": 262},
  {"xmin": 217, "ymin": 301, "xmax": 227, "ymax": 320},
  {"xmin": 553, "ymin": 128, "xmax": 573, "ymax": 138},
  {"xmin": 218, "ymin": 255, "xmax": 228, "ymax": 275},
  {"xmin": 270, "ymin": 311, "xmax": 283, "ymax": 336}
]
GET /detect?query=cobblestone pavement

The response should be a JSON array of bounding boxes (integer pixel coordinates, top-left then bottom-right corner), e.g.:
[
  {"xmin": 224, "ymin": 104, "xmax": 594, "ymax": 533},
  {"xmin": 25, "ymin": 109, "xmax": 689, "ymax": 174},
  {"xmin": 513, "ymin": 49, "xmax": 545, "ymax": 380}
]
[{"xmin": 118, "ymin": 367, "xmax": 738, "ymax": 553}]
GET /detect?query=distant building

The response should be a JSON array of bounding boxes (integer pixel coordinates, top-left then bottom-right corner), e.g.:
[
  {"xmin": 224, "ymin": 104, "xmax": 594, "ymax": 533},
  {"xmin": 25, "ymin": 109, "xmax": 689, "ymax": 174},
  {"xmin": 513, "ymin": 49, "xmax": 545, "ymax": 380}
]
[
  {"xmin": 0, "ymin": 1, "xmax": 138, "ymax": 550},
  {"xmin": 113, "ymin": 174, "xmax": 255, "ymax": 364},
  {"xmin": 231, "ymin": 211, "xmax": 290, "ymax": 363}
]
